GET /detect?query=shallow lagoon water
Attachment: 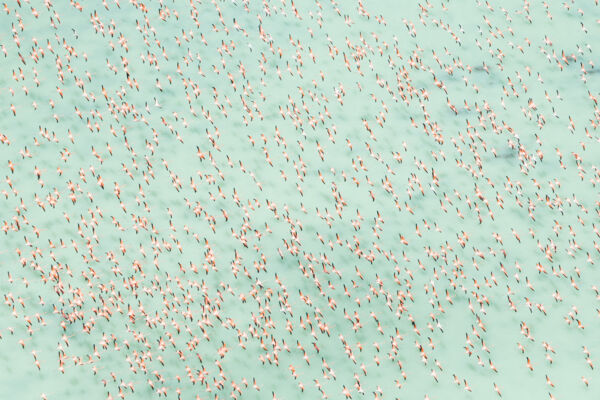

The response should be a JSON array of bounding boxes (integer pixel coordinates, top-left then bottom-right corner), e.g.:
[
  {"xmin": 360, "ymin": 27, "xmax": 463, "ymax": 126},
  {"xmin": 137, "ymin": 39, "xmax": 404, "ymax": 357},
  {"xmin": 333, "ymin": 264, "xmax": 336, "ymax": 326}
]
[{"xmin": 0, "ymin": 0, "xmax": 599, "ymax": 399}]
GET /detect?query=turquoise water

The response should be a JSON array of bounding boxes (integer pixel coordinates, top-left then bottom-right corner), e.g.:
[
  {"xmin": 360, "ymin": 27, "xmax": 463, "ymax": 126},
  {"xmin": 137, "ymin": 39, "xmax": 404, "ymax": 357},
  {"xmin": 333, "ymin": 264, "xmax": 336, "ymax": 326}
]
[{"xmin": 0, "ymin": 0, "xmax": 599, "ymax": 399}]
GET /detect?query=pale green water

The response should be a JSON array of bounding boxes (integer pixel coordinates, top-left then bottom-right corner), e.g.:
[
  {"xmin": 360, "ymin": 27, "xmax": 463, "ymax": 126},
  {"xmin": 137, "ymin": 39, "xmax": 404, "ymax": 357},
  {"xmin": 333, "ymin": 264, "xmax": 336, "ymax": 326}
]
[{"xmin": 0, "ymin": 0, "xmax": 599, "ymax": 399}]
